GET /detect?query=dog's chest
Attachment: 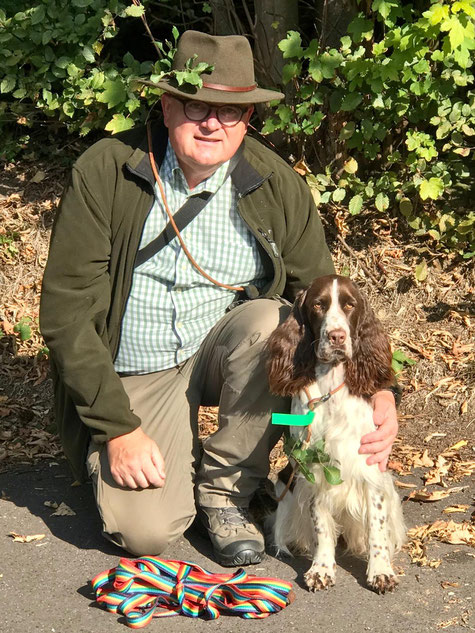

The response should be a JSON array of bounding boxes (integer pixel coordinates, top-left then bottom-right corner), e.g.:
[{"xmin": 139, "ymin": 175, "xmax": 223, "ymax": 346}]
[{"xmin": 290, "ymin": 370, "xmax": 376, "ymax": 479}]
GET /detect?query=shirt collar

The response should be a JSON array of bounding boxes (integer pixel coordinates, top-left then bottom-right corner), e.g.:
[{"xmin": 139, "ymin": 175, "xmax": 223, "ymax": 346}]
[{"xmin": 161, "ymin": 141, "xmax": 230, "ymax": 195}]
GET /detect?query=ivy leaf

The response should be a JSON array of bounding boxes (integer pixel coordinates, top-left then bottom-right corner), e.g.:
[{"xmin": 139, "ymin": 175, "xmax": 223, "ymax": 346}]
[
  {"xmin": 419, "ymin": 177, "xmax": 444, "ymax": 200},
  {"xmin": 30, "ymin": 5, "xmax": 46, "ymax": 25},
  {"xmin": 348, "ymin": 15, "xmax": 374, "ymax": 43},
  {"xmin": 349, "ymin": 194, "xmax": 363, "ymax": 215},
  {"xmin": 392, "ymin": 349, "xmax": 417, "ymax": 373},
  {"xmin": 372, "ymin": 0, "xmax": 398, "ymax": 20},
  {"xmin": 124, "ymin": 4, "xmax": 145, "ymax": 17},
  {"xmin": 332, "ymin": 188, "xmax": 347, "ymax": 202},
  {"xmin": 282, "ymin": 61, "xmax": 301, "ymax": 85},
  {"xmin": 415, "ymin": 259, "xmax": 428, "ymax": 282},
  {"xmin": 443, "ymin": 17, "xmax": 466, "ymax": 50},
  {"xmin": 98, "ymin": 79, "xmax": 127, "ymax": 108},
  {"xmin": 323, "ymin": 466, "xmax": 343, "ymax": 485},
  {"xmin": 13, "ymin": 320, "xmax": 32, "ymax": 341},
  {"xmin": 399, "ymin": 198, "xmax": 413, "ymax": 217},
  {"xmin": 82, "ymin": 46, "xmax": 95, "ymax": 63},
  {"xmin": 339, "ymin": 121, "xmax": 355, "ymax": 140},
  {"xmin": 340, "ymin": 92, "xmax": 362, "ymax": 111},
  {"xmin": 343, "ymin": 157, "xmax": 358, "ymax": 174},
  {"xmin": 0, "ymin": 76, "xmax": 16, "ymax": 93},
  {"xmin": 278, "ymin": 31, "xmax": 304, "ymax": 59},
  {"xmin": 375, "ymin": 192, "xmax": 389, "ymax": 211},
  {"xmin": 105, "ymin": 114, "xmax": 134, "ymax": 134}
]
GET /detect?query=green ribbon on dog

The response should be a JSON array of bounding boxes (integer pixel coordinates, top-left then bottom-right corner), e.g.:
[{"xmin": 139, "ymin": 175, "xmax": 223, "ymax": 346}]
[{"xmin": 271, "ymin": 410, "xmax": 315, "ymax": 426}]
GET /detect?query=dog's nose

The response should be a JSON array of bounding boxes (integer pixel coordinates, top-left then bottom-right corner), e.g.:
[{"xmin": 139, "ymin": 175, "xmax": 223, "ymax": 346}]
[{"xmin": 328, "ymin": 329, "xmax": 346, "ymax": 346}]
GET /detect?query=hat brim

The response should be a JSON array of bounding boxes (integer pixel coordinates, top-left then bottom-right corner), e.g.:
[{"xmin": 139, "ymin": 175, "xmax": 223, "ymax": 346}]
[{"xmin": 138, "ymin": 78, "xmax": 284, "ymax": 104}]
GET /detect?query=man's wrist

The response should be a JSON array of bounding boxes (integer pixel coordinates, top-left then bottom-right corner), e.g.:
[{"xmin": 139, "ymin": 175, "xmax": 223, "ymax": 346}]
[{"xmin": 379, "ymin": 385, "xmax": 402, "ymax": 408}]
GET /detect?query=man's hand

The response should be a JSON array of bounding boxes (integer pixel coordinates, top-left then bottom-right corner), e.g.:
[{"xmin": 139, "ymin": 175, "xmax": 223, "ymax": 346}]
[
  {"xmin": 107, "ymin": 427, "xmax": 166, "ymax": 489},
  {"xmin": 359, "ymin": 390, "xmax": 398, "ymax": 472}
]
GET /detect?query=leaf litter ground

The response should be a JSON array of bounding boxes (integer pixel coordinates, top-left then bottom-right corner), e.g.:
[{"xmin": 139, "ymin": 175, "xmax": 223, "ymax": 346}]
[{"xmin": 1, "ymin": 148, "xmax": 474, "ymax": 628}]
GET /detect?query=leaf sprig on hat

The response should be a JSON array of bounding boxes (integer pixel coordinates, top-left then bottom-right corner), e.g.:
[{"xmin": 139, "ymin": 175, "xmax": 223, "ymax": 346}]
[
  {"xmin": 284, "ymin": 435, "xmax": 343, "ymax": 486},
  {"xmin": 133, "ymin": 20, "xmax": 213, "ymax": 95}
]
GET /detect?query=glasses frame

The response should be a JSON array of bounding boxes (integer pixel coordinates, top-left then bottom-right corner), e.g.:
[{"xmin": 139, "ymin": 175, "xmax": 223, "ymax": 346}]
[{"xmin": 172, "ymin": 96, "xmax": 249, "ymax": 128}]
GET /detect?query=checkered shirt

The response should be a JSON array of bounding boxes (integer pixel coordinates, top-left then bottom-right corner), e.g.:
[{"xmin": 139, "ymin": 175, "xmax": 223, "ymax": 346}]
[{"xmin": 114, "ymin": 142, "xmax": 266, "ymax": 374}]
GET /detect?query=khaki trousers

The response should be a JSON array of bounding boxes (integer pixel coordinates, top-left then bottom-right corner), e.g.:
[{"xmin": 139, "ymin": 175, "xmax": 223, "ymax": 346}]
[{"xmin": 87, "ymin": 298, "xmax": 291, "ymax": 555}]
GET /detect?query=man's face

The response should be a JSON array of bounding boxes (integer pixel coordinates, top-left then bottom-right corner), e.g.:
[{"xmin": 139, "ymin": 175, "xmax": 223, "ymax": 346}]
[{"xmin": 161, "ymin": 93, "xmax": 253, "ymax": 184}]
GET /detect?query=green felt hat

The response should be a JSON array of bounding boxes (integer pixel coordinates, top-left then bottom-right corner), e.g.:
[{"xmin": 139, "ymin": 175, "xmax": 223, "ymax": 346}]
[{"xmin": 142, "ymin": 30, "xmax": 284, "ymax": 104}]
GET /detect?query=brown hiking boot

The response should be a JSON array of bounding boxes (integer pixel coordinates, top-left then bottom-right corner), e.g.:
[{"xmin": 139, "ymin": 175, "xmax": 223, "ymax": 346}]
[{"xmin": 200, "ymin": 506, "xmax": 265, "ymax": 567}]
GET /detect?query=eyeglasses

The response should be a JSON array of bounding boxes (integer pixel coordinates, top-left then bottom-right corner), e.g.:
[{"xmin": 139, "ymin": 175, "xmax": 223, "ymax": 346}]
[{"xmin": 174, "ymin": 97, "xmax": 249, "ymax": 127}]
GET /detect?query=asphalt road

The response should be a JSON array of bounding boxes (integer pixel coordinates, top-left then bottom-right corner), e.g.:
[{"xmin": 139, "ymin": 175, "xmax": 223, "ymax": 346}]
[{"xmin": 1, "ymin": 461, "xmax": 473, "ymax": 633}]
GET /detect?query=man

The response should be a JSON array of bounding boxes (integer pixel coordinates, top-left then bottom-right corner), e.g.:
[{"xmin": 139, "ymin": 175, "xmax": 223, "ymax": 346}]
[{"xmin": 40, "ymin": 31, "xmax": 399, "ymax": 567}]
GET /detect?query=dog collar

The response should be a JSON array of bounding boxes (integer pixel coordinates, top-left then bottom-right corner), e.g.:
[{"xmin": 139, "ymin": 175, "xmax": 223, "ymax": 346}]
[{"xmin": 304, "ymin": 382, "xmax": 346, "ymax": 410}]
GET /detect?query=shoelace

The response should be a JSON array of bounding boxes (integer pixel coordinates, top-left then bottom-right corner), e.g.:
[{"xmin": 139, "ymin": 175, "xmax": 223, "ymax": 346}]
[
  {"xmin": 91, "ymin": 556, "xmax": 295, "ymax": 627},
  {"xmin": 217, "ymin": 507, "xmax": 253, "ymax": 527}
]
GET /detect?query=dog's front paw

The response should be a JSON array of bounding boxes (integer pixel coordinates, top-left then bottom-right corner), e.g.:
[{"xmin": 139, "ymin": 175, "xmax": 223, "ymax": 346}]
[
  {"xmin": 367, "ymin": 573, "xmax": 398, "ymax": 594},
  {"xmin": 304, "ymin": 563, "xmax": 335, "ymax": 592}
]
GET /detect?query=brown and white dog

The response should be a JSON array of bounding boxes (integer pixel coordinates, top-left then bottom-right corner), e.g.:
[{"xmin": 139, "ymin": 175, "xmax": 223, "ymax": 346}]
[{"xmin": 267, "ymin": 274, "xmax": 405, "ymax": 593}]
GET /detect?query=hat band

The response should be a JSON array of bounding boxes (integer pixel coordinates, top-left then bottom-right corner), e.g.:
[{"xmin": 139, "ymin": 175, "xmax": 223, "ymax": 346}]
[{"xmin": 202, "ymin": 81, "xmax": 257, "ymax": 93}]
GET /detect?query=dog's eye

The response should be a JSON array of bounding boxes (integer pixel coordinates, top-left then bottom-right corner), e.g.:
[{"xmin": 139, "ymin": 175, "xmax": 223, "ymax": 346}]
[
  {"xmin": 313, "ymin": 301, "xmax": 322, "ymax": 311},
  {"xmin": 344, "ymin": 302, "xmax": 356, "ymax": 311}
]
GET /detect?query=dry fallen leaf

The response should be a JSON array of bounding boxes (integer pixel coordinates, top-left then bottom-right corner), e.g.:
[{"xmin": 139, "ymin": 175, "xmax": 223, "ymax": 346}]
[
  {"xmin": 388, "ymin": 460, "xmax": 405, "ymax": 472},
  {"xmin": 9, "ymin": 532, "xmax": 46, "ymax": 543},
  {"xmin": 441, "ymin": 581, "xmax": 460, "ymax": 589},
  {"xmin": 395, "ymin": 480, "xmax": 418, "ymax": 489},
  {"xmin": 443, "ymin": 505, "xmax": 470, "ymax": 514},
  {"xmin": 412, "ymin": 449, "xmax": 434, "ymax": 468},
  {"xmin": 29, "ymin": 170, "xmax": 46, "ymax": 184},
  {"xmin": 44, "ymin": 500, "xmax": 58, "ymax": 509},
  {"xmin": 407, "ymin": 489, "xmax": 451, "ymax": 502},
  {"xmin": 424, "ymin": 432, "xmax": 447, "ymax": 443},
  {"xmin": 443, "ymin": 440, "xmax": 468, "ymax": 454},
  {"xmin": 424, "ymin": 455, "xmax": 451, "ymax": 485},
  {"xmin": 293, "ymin": 159, "xmax": 311, "ymax": 176},
  {"xmin": 51, "ymin": 502, "xmax": 76, "ymax": 516},
  {"xmin": 437, "ymin": 617, "xmax": 459, "ymax": 629}
]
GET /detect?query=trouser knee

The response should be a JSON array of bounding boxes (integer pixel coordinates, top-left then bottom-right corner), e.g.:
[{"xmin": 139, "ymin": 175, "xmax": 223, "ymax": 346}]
[{"xmin": 105, "ymin": 513, "xmax": 194, "ymax": 557}]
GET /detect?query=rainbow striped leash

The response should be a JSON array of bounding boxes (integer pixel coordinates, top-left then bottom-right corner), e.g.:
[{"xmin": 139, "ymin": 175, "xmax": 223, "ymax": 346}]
[{"xmin": 91, "ymin": 556, "xmax": 295, "ymax": 627}]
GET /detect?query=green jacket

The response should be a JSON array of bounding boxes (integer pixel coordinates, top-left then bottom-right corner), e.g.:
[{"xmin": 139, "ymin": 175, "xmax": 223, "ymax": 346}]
[{"xmin": 40, "ymin": 122, "xmax": 334, "ymax": 481}]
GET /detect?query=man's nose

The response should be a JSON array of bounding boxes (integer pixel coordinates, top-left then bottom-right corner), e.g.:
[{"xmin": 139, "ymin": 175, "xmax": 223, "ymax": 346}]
[{"xmin": 200, "ymin": 109, "xmax": 221, "ymax": 130}]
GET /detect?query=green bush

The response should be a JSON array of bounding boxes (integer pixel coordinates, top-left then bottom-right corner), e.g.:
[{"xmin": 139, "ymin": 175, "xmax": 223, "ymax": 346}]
[
  {"xmin": 0, "ymin": 0, "xmax": 473, "ymax": 256},
  {"xmin": 263, "ymin": 0, "xmax": 475, "ymax": 257},
  {"xmin": 0, "ymin": 0, "xmax": 170, "ymax": 147}
]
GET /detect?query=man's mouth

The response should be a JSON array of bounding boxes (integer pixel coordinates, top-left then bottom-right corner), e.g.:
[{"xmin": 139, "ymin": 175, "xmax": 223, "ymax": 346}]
[{"xmin": 195, "ymin": 136, "xmax": 220, "ymax": 143}]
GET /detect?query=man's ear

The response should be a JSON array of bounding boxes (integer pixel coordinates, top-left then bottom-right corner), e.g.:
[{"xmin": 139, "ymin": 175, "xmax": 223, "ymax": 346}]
[
  {"xmin": 243, "ymin": 105, "xmax": 254, "ymax": 126},
  {"xmin": 161, "ymin": 93, "xmax": 172, "ymax": 128}
]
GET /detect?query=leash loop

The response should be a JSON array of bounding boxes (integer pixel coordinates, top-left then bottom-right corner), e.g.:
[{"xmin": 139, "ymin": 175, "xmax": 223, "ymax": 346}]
[{"xmin": 91, "ymin": 556, "xmax": 294, "ymax": 627}]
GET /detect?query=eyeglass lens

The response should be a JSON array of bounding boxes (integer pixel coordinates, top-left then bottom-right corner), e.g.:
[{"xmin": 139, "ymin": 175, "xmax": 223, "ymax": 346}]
[{"xmin": 183, "ymin": 100, "xmax": 245, "ymax": 126}]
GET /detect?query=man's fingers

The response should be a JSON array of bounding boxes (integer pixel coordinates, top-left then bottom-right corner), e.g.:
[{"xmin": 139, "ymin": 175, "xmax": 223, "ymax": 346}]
[
  {"xmin": 151, "ymin": 446, "xmax": 166, "ymax": 480},
  {"xmin": 360, "ymin": 426, "xmax": 393, "ymax": 446},
  {"xmin": 142, "ymin": 461, "xmax": 165, "ymax": 488},
  {"xmin": 365, "ymin": 446, "xmax": 392, "ymax": 470},
  {"xmin": 359, "ymin": 438, "xmax": 392, "ymax": 455}
]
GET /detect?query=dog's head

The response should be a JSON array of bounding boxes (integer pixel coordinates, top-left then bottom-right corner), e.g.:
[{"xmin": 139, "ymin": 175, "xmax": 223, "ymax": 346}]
[{"xmin": 267, "ymin": 275, "xmax": 394, "ymax": 397}]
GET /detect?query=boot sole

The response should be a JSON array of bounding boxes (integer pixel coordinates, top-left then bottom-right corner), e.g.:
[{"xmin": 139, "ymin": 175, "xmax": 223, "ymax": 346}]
[{"xmin": 215, "ymin": 548, "xmax": 265, "ymax": 567}]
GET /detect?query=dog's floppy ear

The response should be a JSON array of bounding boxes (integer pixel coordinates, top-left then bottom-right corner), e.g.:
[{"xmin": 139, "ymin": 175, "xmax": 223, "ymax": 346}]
[
  {"xmin": 266, "ymin": 289, "xmax": 317, "ymax": 396},
  {"xmin": 345, "ymin": 291, "xmax": 394, "ymax": 398}
]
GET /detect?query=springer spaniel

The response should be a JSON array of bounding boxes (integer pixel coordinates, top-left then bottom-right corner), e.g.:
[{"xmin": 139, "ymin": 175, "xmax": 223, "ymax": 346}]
[{"xmin": 267, "ymin": 274, "xmax": 405, "ymax": 594}]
